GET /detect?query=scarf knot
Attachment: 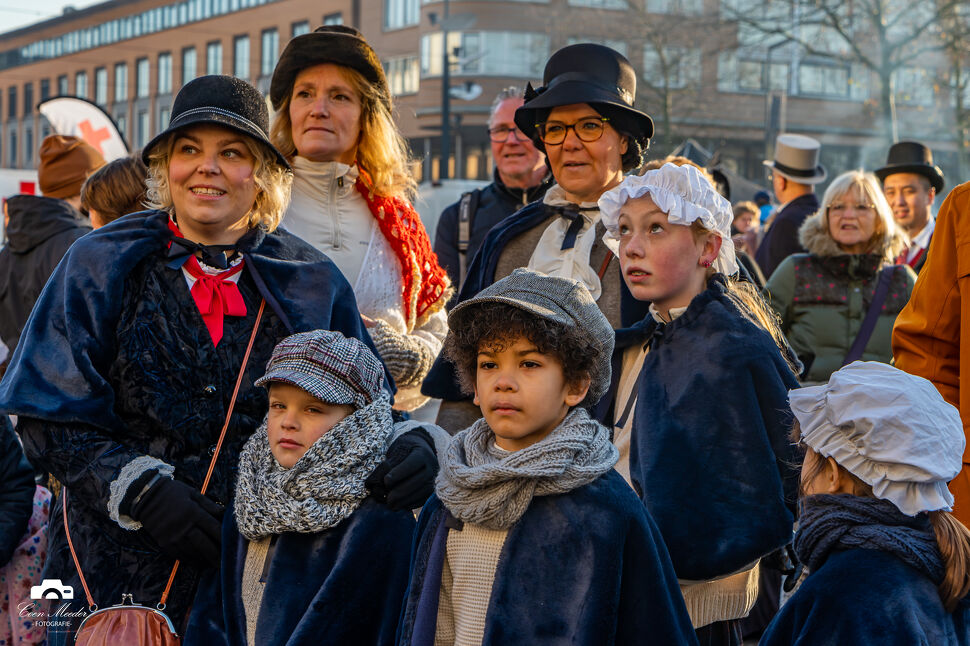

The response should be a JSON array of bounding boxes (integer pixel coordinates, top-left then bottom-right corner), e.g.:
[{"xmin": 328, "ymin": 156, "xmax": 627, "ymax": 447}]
[
  {"xmin": 435, "ymin": 408, "xmax": 617, "ymax": 530},
  {"xmin": 794, "ymin": 494, "xmax": 945, "ymax": 584},
  {"xmin": 182, "ymin": 256, "xmax": 246, "ymax": 347}
]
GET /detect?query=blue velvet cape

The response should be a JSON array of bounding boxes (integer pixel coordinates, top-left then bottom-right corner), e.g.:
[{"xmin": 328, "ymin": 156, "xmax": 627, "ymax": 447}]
[
  {"xmin": 761, "ymin": 548, "xmax": 970, "ymax": 646},
  {"xmin": 185, "ymin": 499, "xmax": 415, "ymax": 646},
  {"xmin": 0, "ymin": 209, "xmax": 389, "ymax": 425},
  {"xmin": 396, "ymin": 470, "xmax": 698, "ymax": 646},
  {"xmin": 420, "ymin": 200, "xmax": 651, "ymax": 402},
  {"xmin": 628, "ymin": 276, "xmax": 799, "ymax": 581}
]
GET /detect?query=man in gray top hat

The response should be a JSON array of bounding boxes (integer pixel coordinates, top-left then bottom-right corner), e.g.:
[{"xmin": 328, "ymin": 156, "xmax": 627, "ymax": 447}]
[{"xmin": 755, "ymin": 134, "xmax": 827, "ymax": 278}]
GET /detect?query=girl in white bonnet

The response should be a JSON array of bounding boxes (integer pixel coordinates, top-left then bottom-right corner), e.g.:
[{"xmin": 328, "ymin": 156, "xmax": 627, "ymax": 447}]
[
  {"xmin": 597, "ymin": 163, "xmax": 800, "ymax": 645},
  {"xmin": 761, "ymin": 361, "xmax": 970, "ymax": 645}
]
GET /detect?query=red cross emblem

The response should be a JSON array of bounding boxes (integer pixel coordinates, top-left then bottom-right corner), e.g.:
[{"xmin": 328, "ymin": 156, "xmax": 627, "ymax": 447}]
[{"xmin": 79, "ymin": 120, "xmax": 111, "ymax": 155}]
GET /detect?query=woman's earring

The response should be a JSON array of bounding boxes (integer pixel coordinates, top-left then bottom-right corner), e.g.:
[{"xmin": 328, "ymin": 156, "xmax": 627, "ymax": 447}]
[{"xmin": 702, "ymin": 259, "xmax": 713, "ymax": 268}]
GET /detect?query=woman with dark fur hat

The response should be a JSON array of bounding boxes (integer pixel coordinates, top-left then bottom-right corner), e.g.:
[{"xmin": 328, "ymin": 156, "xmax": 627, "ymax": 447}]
[
  {"xmin": 269, "ymin": 25, "xmax": 451, "ymax": 414},
  {"xmin": 0, "ymin": 74, "xmax": 421, "ymax": 641},
  {"xmin": 422, "ymin": 43, "xmax": 655, "ymax": 433}
]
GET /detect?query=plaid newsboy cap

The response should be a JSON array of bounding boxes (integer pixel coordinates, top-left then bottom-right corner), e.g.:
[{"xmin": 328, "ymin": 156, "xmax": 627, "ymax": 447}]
[{"xmin": 255, "ymin": 330, "xmax": 384, "ymax": 409}]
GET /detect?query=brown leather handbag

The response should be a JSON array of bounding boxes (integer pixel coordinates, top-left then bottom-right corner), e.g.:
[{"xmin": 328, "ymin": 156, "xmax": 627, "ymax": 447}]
[{"xmin": 66, "ymin": 301, "xmax": 265, "ymax": 646}]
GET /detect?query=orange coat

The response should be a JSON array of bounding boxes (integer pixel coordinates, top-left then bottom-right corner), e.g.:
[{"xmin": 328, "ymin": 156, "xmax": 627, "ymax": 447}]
[{"xmin": 893, "ymin": 181, "xmax": 970, "ymax": 524}]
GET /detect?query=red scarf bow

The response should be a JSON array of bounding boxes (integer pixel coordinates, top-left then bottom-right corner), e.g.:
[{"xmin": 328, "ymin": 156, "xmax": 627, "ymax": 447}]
[{"xmin": 168, "ymin": 219, "xmax": 247, "ymax": 346}]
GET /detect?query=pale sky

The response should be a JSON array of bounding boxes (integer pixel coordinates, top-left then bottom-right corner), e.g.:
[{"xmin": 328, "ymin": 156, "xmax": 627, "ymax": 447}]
[{"xmin": 1, "ymin": 0, "xmax": 102, "ymax": 34}]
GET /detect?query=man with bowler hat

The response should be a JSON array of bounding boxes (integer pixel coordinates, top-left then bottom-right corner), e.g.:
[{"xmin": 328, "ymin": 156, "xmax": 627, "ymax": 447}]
[
  {"xmin": 876, "ymin": 141, "xmax": 944, "ymax": 274},
  {"xmin": 755, "ymin": 134, "xmax": 826, "ymax": 278},
  {"xmin": 0, "ymin": 135, "xmax": 105, "ymax": 357}
]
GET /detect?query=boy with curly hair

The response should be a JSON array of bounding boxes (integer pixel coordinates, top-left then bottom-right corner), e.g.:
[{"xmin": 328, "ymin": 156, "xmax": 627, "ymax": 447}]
[{"xmin": 397, "ymin": 268, "xmax": 696, "ymax": 646}]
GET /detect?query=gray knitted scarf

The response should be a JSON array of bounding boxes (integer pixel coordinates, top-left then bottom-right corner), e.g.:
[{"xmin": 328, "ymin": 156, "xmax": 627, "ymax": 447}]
[
  {"xmin": 436, "ymin": 408, "xmax": 618, "ymax": 530},
  {"xmin": 234, "ymin": 395, "xmax": 393, "ymax": 540}
]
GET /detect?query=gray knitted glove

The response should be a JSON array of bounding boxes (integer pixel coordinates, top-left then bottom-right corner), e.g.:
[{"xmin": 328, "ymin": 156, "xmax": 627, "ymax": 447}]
[{"xmin": 369, "ymin": 320, "xmax": 436, "ymax": 389}]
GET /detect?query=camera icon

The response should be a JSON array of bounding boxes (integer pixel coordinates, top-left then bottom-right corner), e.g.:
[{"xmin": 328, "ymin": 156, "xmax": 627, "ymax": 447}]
[{"xmin": 30, "ymin": 579, "xmax": 74, "ymax": 600}]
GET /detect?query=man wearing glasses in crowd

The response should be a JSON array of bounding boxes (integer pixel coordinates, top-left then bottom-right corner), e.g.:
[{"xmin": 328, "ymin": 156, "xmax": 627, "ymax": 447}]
[{"xmin": 434, "ymin": 87, "xmax": 552, "ymax": 292}]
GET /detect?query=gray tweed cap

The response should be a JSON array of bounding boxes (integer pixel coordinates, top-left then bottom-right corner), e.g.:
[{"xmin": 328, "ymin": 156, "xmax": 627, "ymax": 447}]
[{"xmin": 449, "ymin": 268, "xmax": 614, "ymax": 405}]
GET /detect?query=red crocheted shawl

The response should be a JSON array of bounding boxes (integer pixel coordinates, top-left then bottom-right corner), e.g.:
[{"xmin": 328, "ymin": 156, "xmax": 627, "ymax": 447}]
[{"xmin": 354, "ymin": 177, "xmax": 452, "ymax": 330}]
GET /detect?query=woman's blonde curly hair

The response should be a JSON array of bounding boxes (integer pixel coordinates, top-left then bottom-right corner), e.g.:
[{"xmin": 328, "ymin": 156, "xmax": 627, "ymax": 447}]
[
  {"xmin": 270, "ymin": 64, "xmax": 416, "ymax": 199},
  {"xmin": 144, "ymin": 128, "xmax": 293, "ymax": 232}
]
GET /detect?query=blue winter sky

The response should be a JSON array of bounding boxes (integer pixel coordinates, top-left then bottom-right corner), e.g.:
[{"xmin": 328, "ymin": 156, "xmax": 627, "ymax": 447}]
[{"xmin": 1, "ymin": 0, "xmax": 101, "ymax": 33}]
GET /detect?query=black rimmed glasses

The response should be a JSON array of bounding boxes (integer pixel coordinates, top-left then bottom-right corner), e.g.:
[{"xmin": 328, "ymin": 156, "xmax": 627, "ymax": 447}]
[
  {"xmin": 535, "ymin": 117, "xmax": 611, "ymax": 145},
  {"xmin": 487, "ymin": 125, "xmax": 529, "ymax": 143}
]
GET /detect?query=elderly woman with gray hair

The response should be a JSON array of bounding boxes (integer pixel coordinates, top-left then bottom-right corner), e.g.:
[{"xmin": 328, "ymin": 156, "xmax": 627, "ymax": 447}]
[{"xmin": 0, "ymin": 74, "xmax": 418, "ymax": 639}]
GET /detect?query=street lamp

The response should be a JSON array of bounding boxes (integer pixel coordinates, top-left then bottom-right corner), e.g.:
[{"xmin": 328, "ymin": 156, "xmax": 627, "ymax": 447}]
[{"xmin": 428, "ymin": 2, "xmax": 475, "ymax": 180}]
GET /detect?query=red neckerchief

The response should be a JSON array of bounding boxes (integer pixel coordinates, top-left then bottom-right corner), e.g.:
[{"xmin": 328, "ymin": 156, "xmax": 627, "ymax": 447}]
[
  {"xmin": 353, "ymin": 173, "xmax": 452, "ymax": 330},
  {"xmin": 895, "ymin": 246, "xmax": 925, "ymax": 269},
  {"xmin": 167, "ymin": 218, "xmax": 247, "ymax": 346}
]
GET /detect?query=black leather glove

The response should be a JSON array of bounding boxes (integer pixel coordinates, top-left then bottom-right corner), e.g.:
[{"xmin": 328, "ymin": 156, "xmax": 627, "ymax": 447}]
[
  {"xmin": 366, "ymin": 427, "xmax": 438, "ymax": 511},
  {"xmin": 129, "ymin": 476, "xmax": 223, "ymax": 567}
]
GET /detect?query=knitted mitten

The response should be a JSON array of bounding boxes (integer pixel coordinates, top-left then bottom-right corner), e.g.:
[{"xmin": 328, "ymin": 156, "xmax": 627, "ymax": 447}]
[{"xmin": 369, "ymin": 320, "xmax": 436, "ymax": 388}]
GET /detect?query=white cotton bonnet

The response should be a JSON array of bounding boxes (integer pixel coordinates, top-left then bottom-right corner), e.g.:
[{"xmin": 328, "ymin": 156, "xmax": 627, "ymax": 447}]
[
  {"xmin": 598, "ymin": 163, "xmax": 738, "ymax": 275},
  {"xmin": 789, "ymin": 361, "xmax": 965, "ymax": 517}
]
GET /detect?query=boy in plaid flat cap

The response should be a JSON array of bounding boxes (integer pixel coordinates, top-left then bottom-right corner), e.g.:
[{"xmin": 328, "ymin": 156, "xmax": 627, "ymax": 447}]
[{"xmin": 186, "ymin": 330, "xmax": 415, "ymax": 646}]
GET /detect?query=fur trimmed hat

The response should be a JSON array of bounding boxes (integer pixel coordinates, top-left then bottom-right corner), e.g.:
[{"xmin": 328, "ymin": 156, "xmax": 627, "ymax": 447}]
[{"xmin": 270, "ymin": 25, "xmax": 389, "ymax": 111}]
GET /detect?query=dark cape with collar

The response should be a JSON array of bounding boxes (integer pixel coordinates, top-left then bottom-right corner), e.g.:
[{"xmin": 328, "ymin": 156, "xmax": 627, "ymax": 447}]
[
  {"xmin": 421, "ymin": 199, "xmax": 650, "ymax": 402},
  {"xmin": 628, "ymin": 275, "xmax": 799, "ymax": 581},
  {"xmin": 755, "ymin": 193, "xmax": 819, "ymax": 279},
  {"xmin": 761, "ymin": 548, "xmax": 970, "ymax": 646},
  {"xmin": 185, "ymin": 499, "xmax": 415, "ymax": 646},
  {"xmin": 396, "ymin": 471, "xmax": 699, "ymax": 646},
  {"xmin": 0, "ymin": 209, "xmax": 385, "ymax": 629}
]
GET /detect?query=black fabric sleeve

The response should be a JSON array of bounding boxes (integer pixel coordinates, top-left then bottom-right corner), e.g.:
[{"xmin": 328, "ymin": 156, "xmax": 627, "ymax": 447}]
[
  {"xmin": 0, "ymin": 417, "xmax": 36, "ymax": 566},
  {"xmin": 432, "ymin": 201, "xmax": 462, "ymax": 289}
]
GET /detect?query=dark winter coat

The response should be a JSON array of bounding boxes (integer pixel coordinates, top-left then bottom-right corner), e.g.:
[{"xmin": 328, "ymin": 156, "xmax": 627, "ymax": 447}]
[
  {"xmin": 761, "ymin": 548, "xmax": 970, "ymax": 645},
  {"xmin": 0, "ymin": 415, "xmax": 35, "ymax": 568},
  {"xmin": 421, "ymin": 200, "xmax": 650, "ymax": 402},
  {"xmin": 433, "ymin": 168, "xmax": 552, "ymax": 289},
  {"xmin": 0, "ymin": 194, "xmax": 91, "ymax": 352},
  {"xmin": 755, "ymin": 193, "xmax": 819, "ymax": 278},
  {"xmin": 765, "ymin": 210, "xmax": 915, "ymax": 383},
  {"xmin": 397, "ymin": 470, "xmax": 699, "ymax": 646},
  {"xmin": 0, "ymin": 209, "xmax": 382, "ymax": 629},
  {"xmin": 186, "ymin": 499, "xmax": 414, "ymax": 646},
  {"xmin": 628, "ymin": 275, "xmax": 799, "ymax": 581}
]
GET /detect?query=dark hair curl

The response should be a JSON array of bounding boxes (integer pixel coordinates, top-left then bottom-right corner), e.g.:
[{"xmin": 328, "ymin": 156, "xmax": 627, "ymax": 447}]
[{"xmin": 444, "ymin": 303, "xmax": 601, "ymax": 399}]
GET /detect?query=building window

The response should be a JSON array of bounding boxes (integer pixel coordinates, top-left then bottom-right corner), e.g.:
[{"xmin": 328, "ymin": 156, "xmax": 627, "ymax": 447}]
[
  {"xmin": 160, "ymin": 106, "xmax": 170, "ymax": 128},
  {"xmin": 567, "ymin": 0, "xmax": 627, "ymax": 7},
  {"xmin": 95, "ymin": 67, "xmax": 108, "ymax": 105},
  {"xmin": 798, "ymin": 61, "xmax": 850, "ymax": 98},
  {"xmin": 893, "ymin": 66, "xmax": 933, "ymax": 107},
  {"xmin": 58, "ymin": 75, "xmax": 68, "ymax": 96},
  {"xmin": 136, "ymin": 58, "xmax": 150, "ymax": 98},
  {"xmin": 233, "ymin": 35, "xmax": 250, "ymax": 80},
  {"xmin": 291, "ymin": 20, "xmax": 310, "ymax": 37},
  {"xmin": 384, "ymin": 0, "xmax": 418, "ymax": 30},
  {"xmin": 420, "ymin": 31, "xmax": 549, "ymax": 78},
  {"xmin": 384, "ymin": 56, "xmax": 419, "ymax": 96},
  {"xmin": 158, "ymin": 53, "xmax": 173, "ymax": 94},
  {"xmin": 9, "ymin": 130, "xmax": 16, "ymax": 167},
  {"xmin": 566, "ymin": 37, "xmax": 627, "ymax": 57},
  {"xmin": 182, "ymin": 47, "xmax": 197, "ymax": 84},
  {"xmin": 40, "ymin": 79, "xmax": 50, "ymax": 101},
  {"xmin": 323, "ymin": 12, "xmax": 343, "ymax": 25},
  {"xmin": 642, "ymin": 46, "xmax": 701, "ymax": 89},
  {"xmin": 207, "ymin": 41, "xmax": 223, "ymax": 75},
  {"xmin": 24, "ymin": 126, "xmax": 32, "ymax": 165},
  {"xmin": 7, "ymin": 87, "xmax": 15, "ymax": 119},
  {"xmin": 116, "ymin": 114, "xmax": 127, "ymax": 140},
  {"xmin": 23, "ymin": 83, "xmax": 33, "ymax": 115},
  {"xmin": 115, "ymin": 63, "xmax": 128, "ymax": 102},
  {"xmin": 76, "ymin": 71, "xmax": 88, "ymax": 98},
  {"xmin": 716, "ymin": 51, "xmax": 788, "ymax": 94},
  {"xmin": 645, "ymin": 0, "xmax": 701, "ymax": 14},
  {"xmin": 137, "ymin": 109, "xmax": 150, "ymax": 147},
  {"xmin": 260, "ymin": 29, "xmax": 278, "ymax": 77}
]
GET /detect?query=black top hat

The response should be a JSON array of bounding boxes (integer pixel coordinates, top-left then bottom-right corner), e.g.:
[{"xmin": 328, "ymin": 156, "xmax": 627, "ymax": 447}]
[
  {"xmin": 141, "ymin": 75, "xmax": 289, "ymax": 170},
  {"xmin": 513, "ymin": 44, "xmax": 654, "ymax": 144},
  {"xmin": 270, "ymin": 25, "xmax": 389, "ymax": 112},
  {"xmin": 875, "ymin": 141, "xmax": 944, "ymax": 193}
]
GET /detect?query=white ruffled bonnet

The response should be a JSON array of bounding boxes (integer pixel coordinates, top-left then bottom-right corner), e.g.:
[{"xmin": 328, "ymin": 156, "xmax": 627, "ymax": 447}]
[
  {"xmin": 789, "ymin": 361, "xmax": 965, "ymax": 516},
  {"xmin": 598, "ymin": 163, "xmax": 738, "ymax": 275}
]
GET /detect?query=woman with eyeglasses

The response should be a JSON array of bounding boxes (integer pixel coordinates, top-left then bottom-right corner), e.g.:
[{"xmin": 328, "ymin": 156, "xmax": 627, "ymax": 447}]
[
  {"xmin": 269, "ymin": 25, "xmax": 450, "ymax": 414},
  {"xmin": 424, "ymin": 43, "xmax": 654, "ymax": 433},
  {"xmin": 764, "ymin": 170, "xmax": 916, "ymax": 384}
]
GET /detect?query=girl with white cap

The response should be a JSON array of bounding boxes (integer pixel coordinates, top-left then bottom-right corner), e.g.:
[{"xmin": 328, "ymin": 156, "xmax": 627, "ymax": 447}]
[
  {"xmin": 762, "ymin": 361, "xmax": 970, "ymax": 645},
  {"xmin": 597, "ymin": 163, "xmax": 800, "ymax": 645}
]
